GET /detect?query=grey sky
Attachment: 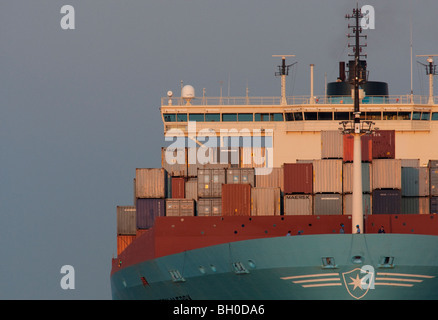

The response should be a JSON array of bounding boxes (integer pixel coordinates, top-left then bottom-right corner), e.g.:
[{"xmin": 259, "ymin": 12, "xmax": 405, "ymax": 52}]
[{"xmin": 0, "ymin": 0, "xmax": 437, "ymax": 299}]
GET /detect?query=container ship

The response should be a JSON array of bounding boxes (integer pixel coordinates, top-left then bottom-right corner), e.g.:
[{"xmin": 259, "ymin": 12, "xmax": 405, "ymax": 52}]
[{"xmin": 111, "ymin": 7, "xmax": 438, "ymax": 300}]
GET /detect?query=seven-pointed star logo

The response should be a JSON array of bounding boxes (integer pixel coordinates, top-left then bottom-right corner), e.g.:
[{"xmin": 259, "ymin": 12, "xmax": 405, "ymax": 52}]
[{"xmin": 342, "ymin": 268, "xmax": 371, "ymax": 299}]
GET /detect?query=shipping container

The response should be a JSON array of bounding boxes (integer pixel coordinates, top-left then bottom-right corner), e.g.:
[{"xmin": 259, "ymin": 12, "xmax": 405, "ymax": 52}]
[
  {"xmin": 401, "ymin": 197, "xmax": 430, "ymax": 214},
  {"xmin": 255, "ymin": 167, "xmax": 284, "ymax": 191},
  {"xmin": 219, "ymin": 147, "xmax": 240, "ymax": 167},
  {"xmin": 171, "ymin": 177, "xmax": 186, "ymax": 198},
  {"xmin": 372, "ymin": 159, "xmax": 401, "ymax": 190},
  {"xmin": 136, "ymin": 198, "xmax": 165, "ymax": 229},
  {"xmin": 342, "ymin": 162, "xmax": 372, "ymax": 193},
  {"xmin": 240, "ymin": 147, "xmax": 267, "ymax": 168},
  {"xmin": 402, "ymin": 167, "xmax": 429, "ymax": 197},
  {"xmin": 187, "ymin": 147, "xmax": 230, "ymax": 177},
  {"xmin": 284, "ymin": 194, "xmax": 313, "ymax": 216},
  {"xmin": 197, "ymin": 198, "xmax": 221, "ymax": 216},
  {"xmin": 429, "ymin": 160, "xmax": 438, "ymax": 168},
  {"xmin": 430, "ymin": 167, "xmax": 438, "ymax": 196},
  {"xmin": 372, "ymin": 130, "xmax": 395, "ymax": 159},
  {"xmin": 343, "ymin": 194, "xmax": 372, "ymax": 216},
  {"xmin": 313, "ymin": 159, "xmax": 343, "ymax": 194},
  {"xmin": 401, "ymin": 159, "xmax": 420, "ymax": 167},
  {"xmin": 184, "ymin": 178, "xmax": 198, "ymax": 201},
  {"xmin": 165, "ymin": 199, "xmax": 195, "ymax": 217},
  {"xmin": 251, "ymin": 187, "xmax": 281, "ymax": 216},
  {"xmin": 283, "ymin": 163, "xmax": 313, "ymax": 194},
  {"xmin": 117, "ymin": 206, "xmax": 136, "ymax": 235},
  {"xmin": 321, "ymin": 130, "xmax": 343, "ymax": 159},
  {"xmin": 314, "ymin": 194, "xmax": 343, "ymax": 215},
  {"xmin": 343, "ymin": 134, "xmax": 373, "ymax": 162},
  {"xmin": 135, "ymin": 168, "xmax": 167, "ymax": 199},
  {"xmin": 222, "ymin": 184, "xmax": 251, "ymax": 216},
  {"xmin": 117, "ymin": 235, "xmax": 136, "ymax": 256},
  {"xmin": 197, "ymin": 168, "xmax": 226, "ymax": 198},
  {"xmin": 226, "ymin": 168, "xmax": 255, "ymax": 187},
  {"xmin": 372, "ymin": 189, "xmax": 401, "ymax": 215},
  {"xmin": 161, "ymin": 147, "xmax": 188, "ymax": 177},
  {"xmin": 431, "ymin": 197, "xmax": 438, "ymax": 214}
]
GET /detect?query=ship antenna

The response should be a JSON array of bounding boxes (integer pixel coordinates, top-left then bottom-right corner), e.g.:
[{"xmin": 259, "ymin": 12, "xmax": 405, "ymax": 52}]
[
  {"xmin": 340, "ymin": 5, "xmax": 377, "ymax": 234},
  {"xmin": 416, "ymin": 55, "xmax": 438, "ymax": 105},
  {"xmin": 272, "ymin": 55, "xmax": 296, "ymax": 105}
]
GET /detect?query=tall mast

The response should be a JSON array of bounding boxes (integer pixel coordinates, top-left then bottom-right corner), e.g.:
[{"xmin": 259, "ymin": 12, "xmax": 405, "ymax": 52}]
[{"xmin": 341, "ymin": 5, "xmax": 376, "ymax": 234}]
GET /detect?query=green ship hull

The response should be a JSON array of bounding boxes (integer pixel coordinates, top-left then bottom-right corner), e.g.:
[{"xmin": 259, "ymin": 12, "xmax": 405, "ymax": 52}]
[{"xmin": 111, "ymin": 234, "xmax": 438, "ymax": 300}]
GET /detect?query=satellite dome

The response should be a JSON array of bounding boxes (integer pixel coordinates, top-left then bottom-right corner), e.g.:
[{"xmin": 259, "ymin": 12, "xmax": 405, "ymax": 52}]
[{"xmin": 181, "ymin": 85, "xmax": 195, "ymax": 99}]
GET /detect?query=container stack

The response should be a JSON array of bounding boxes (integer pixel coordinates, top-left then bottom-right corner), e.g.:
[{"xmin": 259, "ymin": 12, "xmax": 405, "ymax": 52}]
[
  {"xmin": 116, "ymin": 127, "xmax": 438, "ymax": 256},
  {"xmin": 116, "ymin": 206, "xmax": 136, "ymax": 256},
  {"xmin": 430, "ymin": 160, "xmax": 438, "ymax": 214},
  {"xmin": 283, "ymin": 163, "xmax": 313, "ymax": 215},
  {"xmin": 313, "ymin": 159, "xmax": 343, "ymax": 215},
  {"xmin": 372, "ymin": 159, "xmax": 402, "ymax": 214},
  {"xmin": 401, "ymin": 159, "xmax": 429, "ymax": 214},
  {"xmin": 135, "ymin": 168, "xmax": 167, "ymax": 229}
]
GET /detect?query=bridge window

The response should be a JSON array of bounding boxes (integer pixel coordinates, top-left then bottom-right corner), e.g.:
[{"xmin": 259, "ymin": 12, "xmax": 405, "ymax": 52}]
[
  {"xmin": 421, "ymin": 112, "xmax": 430, "ymax": 121},
  {"xmin": 383, "ymin": 112, "xmax": 397, "ymax": 120},
  {"xmin": 164, "ymin": 113, "xmax": 176, "ymax": 122},
  {"xmin": 304, "ymin": 112, "xmax": 318, "ymax": 120},
  {"xmin": 318, "ymin": 112, "xmax": 333, "ymax": 121},
  {"xmin": 205, "ymin": 113, "xmax": 220, "ymax": 122},
  {"xmin": 432, "ymin": 112, "xmax": 438, "ymax": 120},
  {"xmin": 272, "ymin": 113, "xmax": 284, "ymax": 121},
  {"xmin": 189, "ymin": 113, "xmax": 204, "ymax": 122},
  {"xmin": 397, "ymin": 112, "xmax": 411, "ymax": 120},
  {"xmin": 177, "ymin": 114, "xmax": 187, "ymax": 122},
  {"xmin": 412, "ymin": 112, "xmax": 421, "ymax": 120},
  {"xmin": 238, "ymin": 113, "xmax": 253, "ymax": 121},
  {"xmin": 334, "ymin": 112, "xmax": 350, "ymax": 120},
  {"xmin": 365, "ymin": 112, "xmax": 381, "ymax": 120},
  {"xmin": 255, "ymin": 113, "xmax": 270, "ymax": 121},
  {"xmin": 222, "ymin": 113, "xmax": 237, "ymax": 122}
]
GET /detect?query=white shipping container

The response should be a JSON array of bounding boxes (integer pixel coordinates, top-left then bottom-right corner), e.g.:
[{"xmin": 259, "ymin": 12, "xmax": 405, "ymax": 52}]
[
  {"xmin": 197, "ymin": 198, "xmax": 222, "ymax": 216},
  {"xmin": 284, "ymin": 194, "xmax": 313, "ymax": 216},
  {"xmin": 184, "ymin": 179, "xmax": 198, "ymax": 201},
  {"xmin": 255, "ymin": 167, "xmax": 284, "ymax": 191},
  {"xmin": 372, "ymin": 159, "xmax": 401, "ymax": 190},
  {"xmin": 135, "ymin": 168, "xmax": 167, "ymax": 198},
  {"xmin": 321, "ymin": 130, "xmax": 343, "ymax": 159},
  {"xmin": 313, "ymin": 159, "xmax": 343, "ymax": 193},
  {"xmin": 251, "ymin": 187, "xmax": 281, "ymax": 216},
  {"xmin": 227, "ymin": 168, "xmax": 255, "ymax": 187},
  {"xmin": 165, "ymin": 199, "xmax": 195, "ymax": 217}
]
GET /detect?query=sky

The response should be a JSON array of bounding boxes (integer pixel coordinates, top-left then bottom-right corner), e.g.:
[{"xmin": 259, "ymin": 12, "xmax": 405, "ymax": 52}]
[{"xmin": 1, "ymin": 0, "xmax": 437, "ymax": 300}]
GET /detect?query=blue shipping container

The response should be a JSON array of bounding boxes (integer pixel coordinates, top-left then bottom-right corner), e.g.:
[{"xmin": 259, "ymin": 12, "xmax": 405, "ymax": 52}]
[
  {"xmin": 136, "ymin": 199, "xmax": 165, "ymax": 229},
  {"xmin": 372, "ymin": 189, "xmax": 401, "ymax": 215}
]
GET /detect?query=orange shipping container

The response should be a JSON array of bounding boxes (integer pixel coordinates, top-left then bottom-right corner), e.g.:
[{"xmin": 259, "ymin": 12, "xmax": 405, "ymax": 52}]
[
  {"xmin": 222, "ymin": 184, "xmax": 251, "ymax": 216},
  {"xmin": 171, "ymin": 177, "xmax": 186, "ymax": 198},
  {"xmin": 117, "ymin": 235, "xmax": 136, "ymax": 256},
  {"xmin": 343, "ymin": 134, "xmax": 372, "ymax": 162}
]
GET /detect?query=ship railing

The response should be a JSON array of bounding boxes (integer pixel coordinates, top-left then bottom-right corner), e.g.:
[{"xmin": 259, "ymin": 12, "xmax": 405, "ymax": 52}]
[{"xmin": 162, "ymin": 95, "xmax": 436, "ymax": 106}]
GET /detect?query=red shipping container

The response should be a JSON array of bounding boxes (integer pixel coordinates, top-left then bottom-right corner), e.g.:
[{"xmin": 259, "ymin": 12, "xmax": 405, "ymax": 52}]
[
  {"xmin": 283, "ymin": 163, "xmax": 313, "ymax": 194},
  {"xmin": 343, "ymin": 134, "xmax": 373, "ymax": 162},
  {"xmin": 222, "ymin": 184, "xmax": 251, "ymax": 216},
  {"xmin": 372, "ymin": 130, "xmax": 395, "ymax": 159},
  {"xmin": 171, "ymin": 177, "xmax": 186, "ymax": 198}
]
